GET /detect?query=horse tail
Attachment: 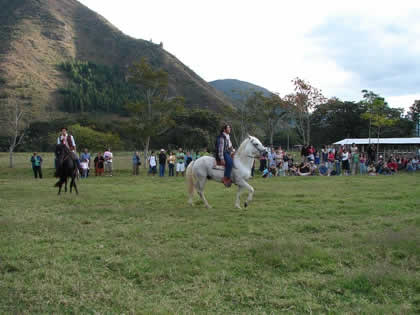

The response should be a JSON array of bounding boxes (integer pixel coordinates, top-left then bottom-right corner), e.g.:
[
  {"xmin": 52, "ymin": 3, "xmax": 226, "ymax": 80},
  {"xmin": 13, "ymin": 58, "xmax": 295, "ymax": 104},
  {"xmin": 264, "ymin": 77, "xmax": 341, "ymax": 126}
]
[{"xmin": 186, "ymin": 161, "xmax": 195, "ymax": 204}]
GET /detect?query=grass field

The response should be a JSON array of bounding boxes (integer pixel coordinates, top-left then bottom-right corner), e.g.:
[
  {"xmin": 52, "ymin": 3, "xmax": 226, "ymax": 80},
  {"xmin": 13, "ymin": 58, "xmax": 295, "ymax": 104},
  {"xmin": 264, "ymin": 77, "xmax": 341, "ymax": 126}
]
[{"xmin": 1, "ymin": 152, "xmax": 419, "ymax": 313}]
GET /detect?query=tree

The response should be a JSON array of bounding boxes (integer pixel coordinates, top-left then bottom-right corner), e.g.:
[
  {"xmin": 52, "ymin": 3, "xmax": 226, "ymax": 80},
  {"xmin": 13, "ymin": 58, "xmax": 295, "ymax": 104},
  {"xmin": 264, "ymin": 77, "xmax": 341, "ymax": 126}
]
[
  {"xmin": 64, "ymin": 124, "xmax": 122, "ymax": 152},
  {"xmin": 361, "ymin": 90, "xmax": 382, "ymax": 144},
  {"xmin": 126, "ymin": 96, "xmax": 184, "ymax": 152},
  {"xmin": 290, "ymin": 78, "xmax": 325, "ymax": 145},
  {"xmin": 361, "ymin": 96, "xmax": 397, "ymax": 158},
  {"xmin": 311, "ymin": 98, "xmax": 369, "ymax": 145},
  {"xmin": 127, "ymin": 58, "xmax": 172, "ymax": 162},
  {"xmin": 0, "ymin": 100, "xmax": 27, "ymax": 168},
  {"xmin": 227, "ymin": 90, "xmax": 263, "ymax": 146},
  {"xmin": 409, "ymin": 100, "xmax": 420, "ymax": 136},
  {"xmin": 257, "ymin": 93, "xmax": 290, "ymax": 146}
]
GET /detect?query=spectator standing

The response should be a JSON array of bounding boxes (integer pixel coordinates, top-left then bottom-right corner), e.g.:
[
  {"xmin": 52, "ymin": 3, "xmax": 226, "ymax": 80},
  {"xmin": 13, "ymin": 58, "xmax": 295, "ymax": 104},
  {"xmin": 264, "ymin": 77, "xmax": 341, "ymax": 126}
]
[
  {"xmin": 359, "ymin": 153, "xmax": 367, "ymax": 175},
  {"xmin": 176, "ymin": 147, "xmax": 185, "ymax": 177},
  {"xmin": 148, "ymin": 151, "xmax": 157, "ymax": 176},
  {"xmin": 193, "ymin": 151, "xmax": 201, "ymax": 161},
  {"xmin": 259, "ymin": 154, "xmax": 267, "ymax": 172},
  {"xmin": 367, "ymin": 145, "xmax": 376, "ymax": 165},
  {"xmin": 132, "ymin": 151, "xmax": 141, "ymax": 175},
  {"xmin": 327, "ymin": 150, "xmax": 335, "ymax": 170},
  {"xmin": 283, "ymin": 153, "xmax": 289, "ymax": 176},
  {"xmin": 314, "ymin": 151, "xmax": 320, "ymax": 166},
  {"xmin": 80, "ymin": 159, "xmax": 89, "ymax": 178},
  {"xmin": 307, "ymin": 145, "xmax": 315, "ymax": 162},
  {"xmin": 321, "ymin": 146, "xmax": 328, "ymax": 165},
  {"xmin": 30, "ymin": 152, "xmax": 43, "ymax": 179},
  {"xmin": 185, "ymin": 151, "xmax": 193, "ymax": 168},
  {"xmin": 341, "ymin": 149, "xmax": 350, "ymax": 175},
  {"xmin": 351, "ymin": 149, "xmax": 360, "ymax": 175},
  {"xmin": 94, "ymin": 152, "xmax": 105, "ymax": 176},
  {"xmin": 103, "ymin": 148, "xmax": 113, "ymax": 176},
  {"xmin": 334, "ymin": 149, "xmax": 342, "ymax": 176},
  {"xmin": 80, "ymin": 148, "xmax": 91, "ymax": 177},
  {"xmin": 168, "ymin": 152, "xmax": 176, "ymax": 176},
  {"xmin": 158, "ymin": 149, "xmax": 167, "ymax": 177}
]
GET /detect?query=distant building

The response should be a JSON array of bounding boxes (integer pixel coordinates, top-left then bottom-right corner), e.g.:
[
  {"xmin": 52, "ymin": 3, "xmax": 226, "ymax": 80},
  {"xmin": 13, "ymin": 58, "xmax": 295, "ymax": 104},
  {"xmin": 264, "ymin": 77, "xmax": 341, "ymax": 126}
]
[{"xmin": 333, "ymin": 138, "xmax": 420, "ymax": 155}]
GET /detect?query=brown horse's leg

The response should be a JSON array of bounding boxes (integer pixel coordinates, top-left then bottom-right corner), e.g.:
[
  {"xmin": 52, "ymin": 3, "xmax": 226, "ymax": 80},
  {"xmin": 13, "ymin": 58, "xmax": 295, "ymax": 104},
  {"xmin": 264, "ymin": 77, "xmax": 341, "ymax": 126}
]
[{"xmin": 72, "ymin": 176, "xmax": 78, "ymax": 195}]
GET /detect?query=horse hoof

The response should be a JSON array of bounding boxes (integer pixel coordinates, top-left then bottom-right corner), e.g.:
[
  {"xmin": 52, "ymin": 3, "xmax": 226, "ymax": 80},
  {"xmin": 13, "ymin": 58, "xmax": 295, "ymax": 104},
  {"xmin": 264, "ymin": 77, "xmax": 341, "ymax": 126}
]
[{"xmin": 244, "ymin": 202, "xmax": 248, "ymax": 208}]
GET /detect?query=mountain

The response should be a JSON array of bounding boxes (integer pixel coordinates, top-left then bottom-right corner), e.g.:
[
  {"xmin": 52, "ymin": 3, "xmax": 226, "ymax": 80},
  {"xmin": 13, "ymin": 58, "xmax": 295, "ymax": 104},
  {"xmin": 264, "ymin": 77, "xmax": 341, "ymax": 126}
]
[
  {"xmin": 0, "ymin": 0, "xmax": 233, "ymax": 120},
  {"xmin": 209, "ymin": 79, "xmax": 272, "ymax": 103}
]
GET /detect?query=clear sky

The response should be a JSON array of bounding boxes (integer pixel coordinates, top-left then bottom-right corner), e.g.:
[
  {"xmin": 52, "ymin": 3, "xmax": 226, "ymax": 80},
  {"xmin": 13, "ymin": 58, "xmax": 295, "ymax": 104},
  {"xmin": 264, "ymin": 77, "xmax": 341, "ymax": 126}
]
[{"xmin": 78, "ymin": 0, "xmax": 420, "ymax": 111}]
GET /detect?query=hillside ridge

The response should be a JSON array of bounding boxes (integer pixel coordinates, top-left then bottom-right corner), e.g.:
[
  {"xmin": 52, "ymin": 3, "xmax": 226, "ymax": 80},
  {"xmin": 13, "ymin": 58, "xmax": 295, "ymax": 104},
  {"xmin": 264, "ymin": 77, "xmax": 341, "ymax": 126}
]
[{"xmin": 0, "ymin": 0, "xmax": 233, "ymax": 120}]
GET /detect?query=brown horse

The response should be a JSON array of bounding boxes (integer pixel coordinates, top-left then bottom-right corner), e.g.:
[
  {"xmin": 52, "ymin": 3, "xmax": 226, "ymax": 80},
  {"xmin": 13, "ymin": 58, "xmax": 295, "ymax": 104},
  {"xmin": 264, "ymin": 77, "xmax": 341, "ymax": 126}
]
[{"xmin": 54, "ymin": 144, "xmax": 79, "ymax": 195}]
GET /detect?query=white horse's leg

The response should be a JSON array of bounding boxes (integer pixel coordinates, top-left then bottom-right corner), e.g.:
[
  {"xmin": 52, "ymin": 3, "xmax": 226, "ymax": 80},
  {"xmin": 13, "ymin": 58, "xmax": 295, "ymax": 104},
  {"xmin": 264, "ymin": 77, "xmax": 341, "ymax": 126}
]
[
  {"xmin": 243, "ymin": 181, "xmax": 255, "ymax": 208},
  {"xmin": 236, "ymin": 180, "xmax": 254, "ymax": 208},
  {"xmin": 195, "ymin": 176, "xmax": 212, "ymax": 208},
  {"xmin": 198, "ymin": 191, "xmax": 211, "ymax": 209},
  {"xmin": 235, "ymin": 185, "xmax": 245, "ymax": 209}
]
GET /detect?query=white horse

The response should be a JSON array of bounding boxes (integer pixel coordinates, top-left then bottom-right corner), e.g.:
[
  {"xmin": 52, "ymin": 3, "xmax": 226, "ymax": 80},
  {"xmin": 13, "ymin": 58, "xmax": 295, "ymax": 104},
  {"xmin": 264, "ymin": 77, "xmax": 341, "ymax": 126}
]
[{"xmin": 186, "ymin": 135, "xmax": 267, "ymax": 209}]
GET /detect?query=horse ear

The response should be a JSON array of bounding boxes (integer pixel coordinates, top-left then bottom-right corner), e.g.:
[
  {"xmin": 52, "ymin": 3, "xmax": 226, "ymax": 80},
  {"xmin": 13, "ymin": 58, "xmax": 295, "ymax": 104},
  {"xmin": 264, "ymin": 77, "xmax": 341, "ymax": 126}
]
[{"xmin": 247, "ymin": 134, "xmax": 251, "ymax": 139}]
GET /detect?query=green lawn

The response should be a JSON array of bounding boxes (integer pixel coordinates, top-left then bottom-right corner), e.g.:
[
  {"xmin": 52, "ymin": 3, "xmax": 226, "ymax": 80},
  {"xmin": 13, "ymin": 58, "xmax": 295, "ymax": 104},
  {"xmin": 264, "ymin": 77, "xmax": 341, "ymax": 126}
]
[{"xmin": 1, "ymin": 152, "xmax": 419, "ymax": 313}]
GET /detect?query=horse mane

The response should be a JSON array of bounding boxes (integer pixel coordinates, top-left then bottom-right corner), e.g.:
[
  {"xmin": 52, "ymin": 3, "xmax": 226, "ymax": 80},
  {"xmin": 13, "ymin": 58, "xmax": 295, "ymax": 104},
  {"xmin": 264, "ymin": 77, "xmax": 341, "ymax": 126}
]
[{"xmin": 236, "ymin": 137, "xmax": 252, "ymax": 156}]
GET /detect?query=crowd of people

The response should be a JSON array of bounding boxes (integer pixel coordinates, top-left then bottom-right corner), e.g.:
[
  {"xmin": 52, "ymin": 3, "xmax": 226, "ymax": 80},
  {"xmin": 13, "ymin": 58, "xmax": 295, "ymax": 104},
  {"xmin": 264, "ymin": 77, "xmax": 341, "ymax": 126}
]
[
  {"xmin": 29, "ymin": 127, "xmax": 419, "ymax": 179},
  {"xmin": 259, "ymin": 143, "xmax": 419, "ymax": 178},
  {"xmin": 142, "ymin": 147, "xmax": 211, "ymax": 177}
]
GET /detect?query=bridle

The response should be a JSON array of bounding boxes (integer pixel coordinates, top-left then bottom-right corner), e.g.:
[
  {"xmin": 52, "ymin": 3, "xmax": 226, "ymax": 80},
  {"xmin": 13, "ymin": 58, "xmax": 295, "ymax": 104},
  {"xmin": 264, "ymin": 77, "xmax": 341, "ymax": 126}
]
[{"xmin": 247, "ymin": 140, "xmax": 267, "ymax": 159}]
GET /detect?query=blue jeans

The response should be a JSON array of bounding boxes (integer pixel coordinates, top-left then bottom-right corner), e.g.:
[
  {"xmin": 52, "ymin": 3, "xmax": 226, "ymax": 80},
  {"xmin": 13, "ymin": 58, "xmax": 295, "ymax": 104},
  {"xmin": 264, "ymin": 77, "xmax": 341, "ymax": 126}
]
[
  {"xmin": 224, "ymin": 152, "xmax": 233, "ymax": 178},
  {"xmin": 159, "ymin": 164, "xmax": 165, "ymax": 177},
  {"xmin": 360, "ymin": 163, "xmax": 367, "ymax": 175},
  {"xmin": 169, "ymin": 164, "xmax": 174, "ymax": 176},
  {"xmin": 335, "ymin": 160, "xmax": 341, "ymax": 175}
]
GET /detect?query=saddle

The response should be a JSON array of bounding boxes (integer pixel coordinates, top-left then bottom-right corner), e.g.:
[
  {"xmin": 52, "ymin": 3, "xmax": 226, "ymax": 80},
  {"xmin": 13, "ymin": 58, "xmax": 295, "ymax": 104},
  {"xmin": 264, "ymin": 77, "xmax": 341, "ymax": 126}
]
[
  {"xmin": 213, "ymin": 152, "xmax": 236, "ymax": 170},
  {"xmin": 213, "ymin": 160, "xmax": 225, "ymax": 170}
]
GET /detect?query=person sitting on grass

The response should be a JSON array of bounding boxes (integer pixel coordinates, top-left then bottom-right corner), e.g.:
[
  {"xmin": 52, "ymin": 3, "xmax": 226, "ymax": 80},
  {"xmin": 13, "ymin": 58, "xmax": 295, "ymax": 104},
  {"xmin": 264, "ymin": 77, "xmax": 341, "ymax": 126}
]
[
  {"xmin": 262, "ymin": 168, "xmax": 271, "ymax": 178},
  {"xmin": 297, "ymin": 162, "xmax": 311, "ymax": 176},
  {"xmin": 318, "ymin": 162, "xmax": 329, "ymax": 176},
  {"xmin": 367, "ymin": 163, "xmax": 377, "ymax": 176},
  {"xmin": 387, "ymin": 159, "xmax": 398, "ymax": 174},
  {"xmin": 289, "ymin": 163, "xmax": 298, "ymax": 176}
]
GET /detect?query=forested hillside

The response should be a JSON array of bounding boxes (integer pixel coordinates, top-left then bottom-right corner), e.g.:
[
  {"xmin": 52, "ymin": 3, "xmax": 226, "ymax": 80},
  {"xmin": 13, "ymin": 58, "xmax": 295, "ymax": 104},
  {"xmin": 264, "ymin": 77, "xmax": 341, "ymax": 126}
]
[{"xmin": 0, "ymin": 0, "xmax": 233, "ymax": 119}]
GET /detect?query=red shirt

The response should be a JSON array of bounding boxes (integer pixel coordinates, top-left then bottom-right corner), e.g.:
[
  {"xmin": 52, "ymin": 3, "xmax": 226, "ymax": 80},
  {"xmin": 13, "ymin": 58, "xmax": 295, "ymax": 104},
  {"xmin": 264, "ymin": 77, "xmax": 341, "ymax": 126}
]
[{"xmin": 387, "ymin": 162, "xmax": 398, "ymax": 171}]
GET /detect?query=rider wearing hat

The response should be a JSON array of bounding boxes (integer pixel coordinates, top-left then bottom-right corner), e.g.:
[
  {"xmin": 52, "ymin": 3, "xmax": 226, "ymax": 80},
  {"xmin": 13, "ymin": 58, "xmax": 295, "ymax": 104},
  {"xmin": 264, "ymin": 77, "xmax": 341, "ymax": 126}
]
[
  {"xmin": 216, "ymin": 124, "xmax": 235, "ymax": 187},
  {"xmin": 56, "ymin": 127, "xmax": 82, "ymax": 174}
]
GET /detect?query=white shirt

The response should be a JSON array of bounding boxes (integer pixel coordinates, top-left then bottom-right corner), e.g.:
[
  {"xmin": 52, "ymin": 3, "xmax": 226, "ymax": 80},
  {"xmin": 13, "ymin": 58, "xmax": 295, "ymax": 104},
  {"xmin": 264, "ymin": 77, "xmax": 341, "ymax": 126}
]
[
  {"xmin": 104, "ymin": 151, "xmax": 113, "ymax": 163},
  {"xmin": 342, "ymin": 152, "xmax": 349, "ymax": 161},
  {"xmin": 223, "ymin": 132, "xmax": 232, "ymax": 149},
  {"xmin": 148, "ymin": 155, "xmax": 157, "ymax": 167},
  {"xmin": 57, "ymin": 134, "xmax": 76, "ymax": 151}
]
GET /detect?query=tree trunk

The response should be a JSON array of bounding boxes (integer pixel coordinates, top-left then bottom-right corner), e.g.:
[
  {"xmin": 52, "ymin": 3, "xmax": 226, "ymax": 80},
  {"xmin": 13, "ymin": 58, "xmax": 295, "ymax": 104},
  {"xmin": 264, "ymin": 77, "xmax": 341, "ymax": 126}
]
[
  {"xmin": 9, "ymin": 147, "xmax": 14, "ymax": 168},
  {"xmin": 376, "ymin": 127, "xmax": 380, "ymax": 160},
  {"xmin": 306, "ymin": 115, "xmax": 310, "ymax": 145},
  {"xmin": 143, "ymin": 136, "xmax": 150, "ymax": 168}
]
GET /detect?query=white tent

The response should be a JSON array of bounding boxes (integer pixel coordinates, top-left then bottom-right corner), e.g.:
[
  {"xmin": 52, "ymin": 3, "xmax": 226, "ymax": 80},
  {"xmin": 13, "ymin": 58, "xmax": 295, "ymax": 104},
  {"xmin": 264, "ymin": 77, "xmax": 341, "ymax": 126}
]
[{"xmin": 334, "ymin": 138, "xmax": 420, "ymax": 145}]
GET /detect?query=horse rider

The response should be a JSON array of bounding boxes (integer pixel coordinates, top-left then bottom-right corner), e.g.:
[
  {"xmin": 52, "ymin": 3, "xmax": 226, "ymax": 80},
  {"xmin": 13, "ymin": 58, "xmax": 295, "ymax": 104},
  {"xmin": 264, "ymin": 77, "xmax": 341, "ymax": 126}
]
[
  {"xmin": 56, "ymin": 127, "xmax": 82, "ymax": 174},
  {"xmin": 216, "ymin": 124, "xmax": 235, "ymax": 187}
]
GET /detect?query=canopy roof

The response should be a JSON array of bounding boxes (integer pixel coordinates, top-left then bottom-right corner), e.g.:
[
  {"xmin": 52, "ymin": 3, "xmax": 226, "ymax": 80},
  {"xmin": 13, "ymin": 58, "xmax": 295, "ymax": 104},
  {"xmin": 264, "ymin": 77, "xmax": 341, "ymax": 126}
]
[{"xmin": 334, "ymin": 138, "xmax": 420, "ymax": 145}]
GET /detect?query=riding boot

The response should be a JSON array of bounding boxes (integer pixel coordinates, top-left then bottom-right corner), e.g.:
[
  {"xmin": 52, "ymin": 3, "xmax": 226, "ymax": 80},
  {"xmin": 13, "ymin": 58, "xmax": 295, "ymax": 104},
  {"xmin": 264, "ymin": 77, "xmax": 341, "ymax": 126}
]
[{"xmin": 222, "ymin": 176, "xmax": 232, "ymax": 188}]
